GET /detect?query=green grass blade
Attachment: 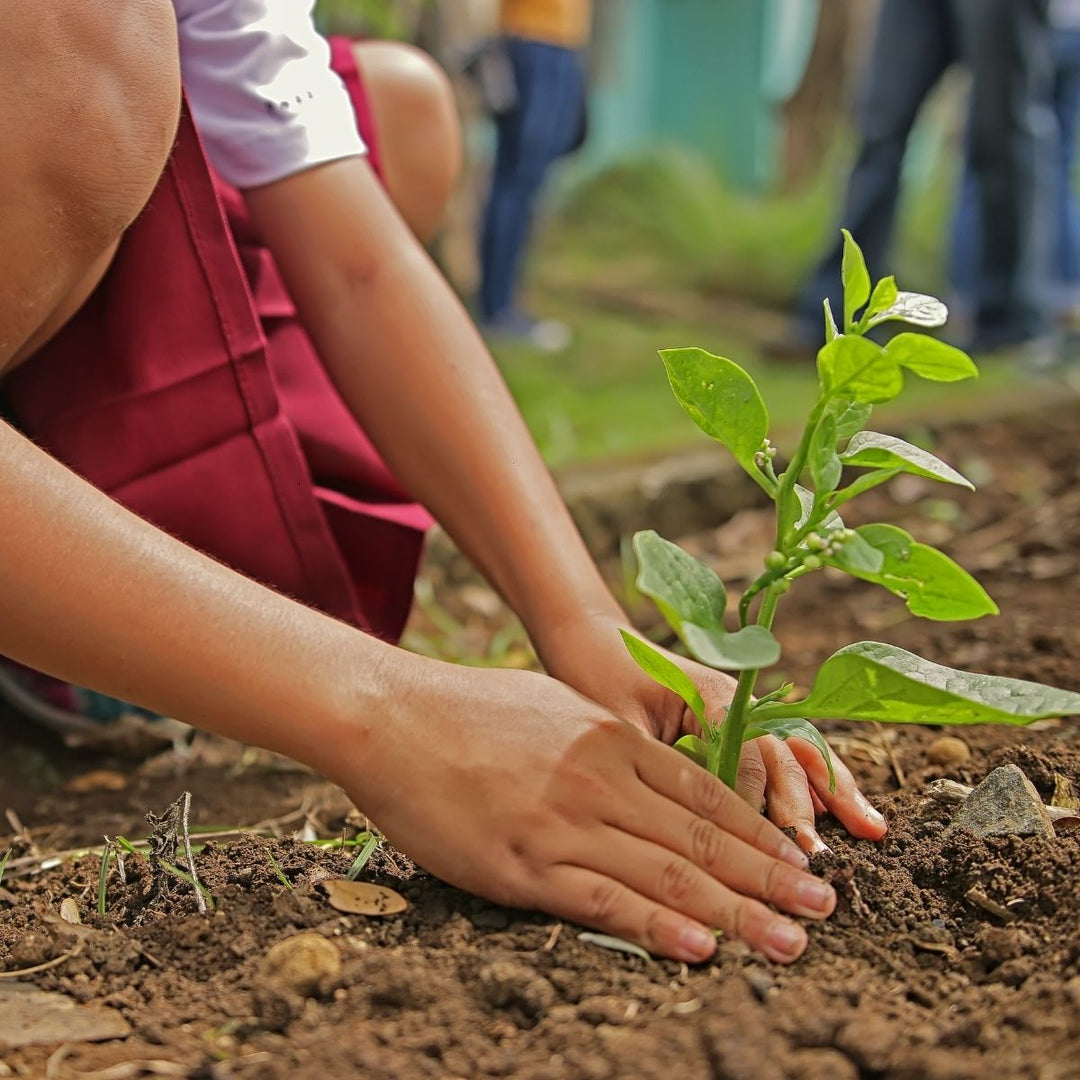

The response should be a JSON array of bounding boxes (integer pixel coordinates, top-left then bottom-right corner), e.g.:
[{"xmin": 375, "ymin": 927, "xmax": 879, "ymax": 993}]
[{"xmin": 345, "ymin": 833, "xmax": 380, "ymax": 881}]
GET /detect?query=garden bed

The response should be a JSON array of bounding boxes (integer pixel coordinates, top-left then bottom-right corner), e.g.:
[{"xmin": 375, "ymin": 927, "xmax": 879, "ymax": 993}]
[{"xmin": 1, "ymin": 402, "xmax": 1079, "ymax": 1080}]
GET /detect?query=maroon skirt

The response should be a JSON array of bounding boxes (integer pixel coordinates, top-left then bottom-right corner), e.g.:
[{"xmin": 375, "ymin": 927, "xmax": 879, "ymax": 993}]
[{"xmin": 3, "ymin": 39, "xmax": 430, "ymax": 643}]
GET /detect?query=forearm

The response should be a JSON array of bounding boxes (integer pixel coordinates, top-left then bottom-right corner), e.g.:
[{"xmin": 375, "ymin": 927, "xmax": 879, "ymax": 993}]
[
  {"xmin": 0, "ymin": 419, "xmax": 391, "ymax": 782},
  {"xmin": 244, "ymin": 162, "xmax": 624, "ymax": 667}
]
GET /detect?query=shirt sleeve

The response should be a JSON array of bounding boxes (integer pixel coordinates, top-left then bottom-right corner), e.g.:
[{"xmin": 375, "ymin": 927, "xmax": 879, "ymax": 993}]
[{"xmin": 174, "ymin": 0, "xmax": 366, "ymax": 188}]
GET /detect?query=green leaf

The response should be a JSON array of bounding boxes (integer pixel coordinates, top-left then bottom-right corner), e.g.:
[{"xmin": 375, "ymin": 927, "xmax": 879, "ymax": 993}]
[
  {"xmin": 835, "ymin": 524, "xmax": 998, "ymax": 620},
  {"xmin": 659, "ymin": 348, "xmax": 769, "ymax": 476},
  {"xmin": 632, "ymin": 531, "xmax": 779, "ymax": 672},
  {"xmin": 826, "ymin": 530, "xmax": 885, "ymax": 575},
  {"xmin": 829, "ymin": 468, "xmax": 903, "ymax": 508},
  {"xmin": 841, "ymin": 229, "xmax": 871, "ymax": 330},
  {"xmin": 673, "ymin": 734, "xmax": 709, "ymax": 768},
  {"xmin": 620, "ymin": 630, "xmax": 707, "ymax": 727},
  {"xmin": 756, "ymin": 641, "xmax": 1080, "ymax": 726},
  {"xmin": 867, "ymin": 291, "xmax": 949, "ymax": 329},
  {"xmin": 833, "ymin": 399, "xmax": 874, "ymax": 440},
  {"xmin": 808, "ymin": 413, "xmax": 842, "ymax": 494},
  {"xmin": 743, "ymin": 715, "xmax": 835, "ymax": 791},
  {"xmin": 633, "ymin": 531, "xmax": 726, "ymax": 635},
  {"xmin": 823, "ymin": 298, "xmax": 840, "ymax": 343},
  {"xmin": 840, "ymin": 432, "xmax": 974, "ymax": 490},
  {"xmin": 794, "ymin": 484, "xmax": 843, "ymax": 532},
  {"xmin": 817, "ymin": 336, "xmax": 903, "ymax": 404},
  {"xmin": 884, "ymin": 334, "xmax": 977, "ymax": 382},
  {"xmin": 682, "ymin": 624, "xmax": 782, "ymax": 671},
  {"xmin": 862, "ymin": 275, "xmax": 898, "ymax": 322}
]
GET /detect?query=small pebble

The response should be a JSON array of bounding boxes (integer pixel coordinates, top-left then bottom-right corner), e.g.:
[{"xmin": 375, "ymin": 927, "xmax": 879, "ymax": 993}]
[{"xmin": 927, "ymin": 736, "xmax": 971, "ymax": 767}]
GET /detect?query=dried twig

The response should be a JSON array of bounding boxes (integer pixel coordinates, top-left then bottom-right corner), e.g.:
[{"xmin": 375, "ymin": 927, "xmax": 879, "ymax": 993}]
[
  {"xmin": 0, "ymin": 942, "xmax": 82, "ymax": 979},
  {"xmin": 542, "ymin": 922, "xmax": 563, "ymax": 952},
  {"xmin": 872, "ymin": 722, "xmax": 906, "ymax": 788},
  {"xmin": 964, "ymin": 887, "xmax": 1017, "ymax": 922},
  {"xmin": 146, "ymin": 793, "xmax": 206, "ymax": 913}
]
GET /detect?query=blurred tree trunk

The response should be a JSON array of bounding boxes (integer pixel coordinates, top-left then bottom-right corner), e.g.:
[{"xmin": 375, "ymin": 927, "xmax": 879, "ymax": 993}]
[{"xmin": 778, "ymin": 0, "xmax": 879, "ymax": 189}]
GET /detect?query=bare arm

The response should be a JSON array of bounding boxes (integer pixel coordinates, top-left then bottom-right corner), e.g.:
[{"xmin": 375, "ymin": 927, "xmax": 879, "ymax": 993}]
[
  {"xmin": 0, "ymin": 417, "xmax": 376, "ymax": 774},
  {"xmin": 243, "ymin": 160, "xmax": 888, "ymax": 850},
  {"xmin": 243, "ymin": 160, "xmax": 622, "ymax": 666},
  {"xmin": 0, "ymin": 418, "xmax": 828, "ymax": 963}
]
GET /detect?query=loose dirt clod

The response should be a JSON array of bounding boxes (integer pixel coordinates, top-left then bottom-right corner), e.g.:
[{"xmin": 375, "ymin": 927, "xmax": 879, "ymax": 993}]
[
  {"xmin": 926, "ymin": 735, "xmax": 971, "ymax": 767},
  {"xmin": 947, "ymin": 764, "xmax": 1055, "ymax": 838},
  {"xmin": 257, "ymin": 932, "xmax": 341, "ymax": 998}
]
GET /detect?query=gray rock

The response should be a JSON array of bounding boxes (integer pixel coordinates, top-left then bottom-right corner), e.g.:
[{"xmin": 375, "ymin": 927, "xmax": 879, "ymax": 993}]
[{"xmin": 947, "ymin": 764, "xmax": 1055, "ymax": 838}]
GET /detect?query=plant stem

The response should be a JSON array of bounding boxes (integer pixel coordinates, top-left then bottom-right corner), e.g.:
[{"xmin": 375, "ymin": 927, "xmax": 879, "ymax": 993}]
[
  {"xmin": 715, "ymin": 584, "xmax": 784, "ymax": 788},
  {"xmin": 775, "ymin": 397, "xmax": 826, "ymax": 547}
]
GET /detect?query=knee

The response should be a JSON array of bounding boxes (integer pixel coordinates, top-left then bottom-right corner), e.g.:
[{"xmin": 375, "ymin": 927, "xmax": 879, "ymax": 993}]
[
  {"xmin": 356, "ymin": 41, "xmax": 463, "ymax": 240},
  {"xmin": 9, "ymin": 0, "xmax": 181, "ymax": 246}
]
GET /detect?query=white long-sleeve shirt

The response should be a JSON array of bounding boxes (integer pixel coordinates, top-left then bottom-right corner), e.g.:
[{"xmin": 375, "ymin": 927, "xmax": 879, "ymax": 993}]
[{"xmin": 173, "ymin": 0, "xmax": 366, "ymax": 188}]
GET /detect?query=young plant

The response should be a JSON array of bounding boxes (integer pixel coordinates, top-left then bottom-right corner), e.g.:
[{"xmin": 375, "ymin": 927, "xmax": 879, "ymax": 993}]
[{"xmin": 623, "ymin": 230, "xmax": 1080, "ymax": 791}]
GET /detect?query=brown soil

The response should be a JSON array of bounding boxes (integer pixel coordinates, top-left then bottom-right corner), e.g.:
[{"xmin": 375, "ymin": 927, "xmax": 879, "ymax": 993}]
[{"xmin": 2, "ymin": 404, "xmax": 1080, "ymax": 1080}]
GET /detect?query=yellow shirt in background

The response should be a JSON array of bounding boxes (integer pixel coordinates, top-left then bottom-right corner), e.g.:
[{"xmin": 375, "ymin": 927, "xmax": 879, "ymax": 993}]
[{"xmin": 500, "ymin": 0, "xmax": 593, "ymax": 49}]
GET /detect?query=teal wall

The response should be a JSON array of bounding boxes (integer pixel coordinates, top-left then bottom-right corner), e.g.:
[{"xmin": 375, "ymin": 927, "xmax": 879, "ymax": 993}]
[{"xmin": 582, "ymin": 0, "xmax": 819, "ymax": 190}]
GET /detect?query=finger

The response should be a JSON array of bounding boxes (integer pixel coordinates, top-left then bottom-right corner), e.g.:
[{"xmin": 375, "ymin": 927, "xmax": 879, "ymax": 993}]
[
  {"xmin": 788, "ymin": 737, "xmax": 887, "ymax": 840},
  {"xmin": 535, "ymin": 864, "xmax": 720, "ymax": 963},
  {"xmin": 565, "ymin": 827, "xmax": 832, "ymax": 962},
  {"xmin": 586, "ymin": 803, "xmax": 835, "ymax": 920},
  {"xmin": 633, "ymin": 739, "xmax": 808, "ymax": 869},
  {"xmin": 810, "ymin": 788, "xmax": 827, "ymax": 816},
  {"xmin": 757, "ymin": 737, "xmax": 830, "ymax": 855},
  {"xmin": 736, "ymin": 741, "xmax": 767, "ymax": 812}
]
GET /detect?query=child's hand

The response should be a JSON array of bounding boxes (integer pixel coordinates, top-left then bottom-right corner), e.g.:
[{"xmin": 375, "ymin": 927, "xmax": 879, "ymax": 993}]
[
  {"xmin": 535, "ymin": 615, "xmax": 887, "ymax": 855},
  {"xmin": 327, "ymin": 658, "xmax": 835, "ymax": 965}
]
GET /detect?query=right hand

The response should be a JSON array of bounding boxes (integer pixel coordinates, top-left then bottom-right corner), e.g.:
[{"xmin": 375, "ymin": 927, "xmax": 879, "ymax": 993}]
[{"xmin": 333, "ymin": 660, "xmax": 836, "ymax": 964}]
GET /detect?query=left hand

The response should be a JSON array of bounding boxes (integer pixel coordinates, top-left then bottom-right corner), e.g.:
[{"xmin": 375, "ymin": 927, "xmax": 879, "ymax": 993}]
[{"xmin": 538, "ymin": 614, "xmax": 888, "ymax": 855}]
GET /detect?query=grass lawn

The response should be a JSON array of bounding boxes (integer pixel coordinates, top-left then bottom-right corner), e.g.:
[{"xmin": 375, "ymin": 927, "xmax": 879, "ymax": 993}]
[{"xmin": 491, "ymin": 271, "xmax": 1026, "ymax": 470}]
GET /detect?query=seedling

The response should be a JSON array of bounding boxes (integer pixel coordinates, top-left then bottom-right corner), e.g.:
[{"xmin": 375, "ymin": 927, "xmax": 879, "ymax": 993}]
[
  {"xmin": 623, "ymin": 231, "xmax": 1080, "ymax": 791},
  {"xmin": 345, "ymin": 831, "xmax": 381, "ymax": 881},
  {"xmin": 266, "ymin": 849, "xmax": 293, "ymax": 891},
  {"xmin": 98, "ymin": 839, "xmax": 114, "ymax": 916}
]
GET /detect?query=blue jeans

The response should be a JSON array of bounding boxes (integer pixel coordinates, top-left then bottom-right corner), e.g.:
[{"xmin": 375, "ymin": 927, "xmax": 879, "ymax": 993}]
[
  {"xmin": 797, "ymin": 0, "xmax": 1055, "ymax": 347},
  {"xmin": 953, "ymin": 26, "xmax": 1080, "ymax": 315},
  {"xmin": 479, "ymin": 37, "xmax": 586, "ymax": 323}
]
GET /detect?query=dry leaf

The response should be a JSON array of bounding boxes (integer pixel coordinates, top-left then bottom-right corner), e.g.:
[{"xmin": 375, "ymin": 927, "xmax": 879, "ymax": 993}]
[
  {"xmin": 320, "ymin": 879, "xmax": 408, "ymax": 916},
  {"xmin": 0, "ymin": 983, "xmax": 130, "ymax": 1047},
  {"xmin": 58, "ymin": 899, "xmax": 81, "ymax": 925},
  {"xmin": 1052, "ymin": 773, "xmax": 1080, "ymax": 809},
  {"xmin": 64, "ymin": 769, "xmax": 128, "ymax": 794}
]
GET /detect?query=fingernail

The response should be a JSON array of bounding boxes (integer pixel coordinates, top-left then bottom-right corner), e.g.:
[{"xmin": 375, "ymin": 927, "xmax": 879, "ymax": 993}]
[
  {"xmin": 677, "ymin": 926, "xmax": 717, "ymax": 962},
  {"xmin": 779, "ymin": 844, "xmax": 809, "ymax": 869},
  {"xmin": 858, "ymin": 794, "xmax": 886, "ymax": 826},
  {"xmin": 798, "ymin": 826, "xmax": 832, "ymax": 857},
  {"xmin": 795, "ymin": 878, "xmax": 835, "ymax": 914},
  {"xmin": 764, "ymin": 921, "xmax": 806, "ymax": 961}
]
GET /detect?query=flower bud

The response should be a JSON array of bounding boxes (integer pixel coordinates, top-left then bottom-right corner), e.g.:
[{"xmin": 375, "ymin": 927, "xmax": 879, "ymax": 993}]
[
  {"xmin": 764, "ymin": 550, "xmax": 787, "ymax": 572},
  {"xmin": 802, "ymin": 554, "xmax": 822, "ymax": 571},
  {"xmin": 805, "ymin": 533, "xmax": 826, "ymax": 551}
]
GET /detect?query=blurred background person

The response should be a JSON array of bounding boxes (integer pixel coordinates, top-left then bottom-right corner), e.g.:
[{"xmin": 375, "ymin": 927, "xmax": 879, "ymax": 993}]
[
  {"xmin": 770, "ymin": 0, "xmax": 1055, "ymax": 358},
  {"xmin": 477, "ymin": 0, "xmax": 592, "ymax": 351},
  {"xmin": 951, "ymin": 0, "xmax": 1080, "ymax": 342}
]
